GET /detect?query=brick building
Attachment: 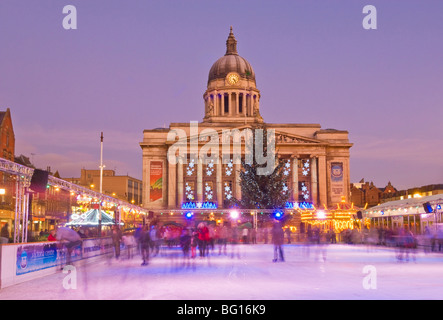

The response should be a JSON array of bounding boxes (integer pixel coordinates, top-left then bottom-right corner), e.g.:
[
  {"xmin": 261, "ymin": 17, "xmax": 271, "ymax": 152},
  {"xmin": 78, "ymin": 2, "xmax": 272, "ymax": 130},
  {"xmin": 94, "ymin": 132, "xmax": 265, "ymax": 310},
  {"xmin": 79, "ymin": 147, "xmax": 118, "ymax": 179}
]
[
  {"xmin": 350, "ymin": 179, "xmax": 397, "ymax": 208},
  {"xmin": 0, "ymin": 108, "xmax": 15, "ymax": 235},
  {"xmin": 64, "ymin": 169, "xmax": 143, "ymax": 206}
]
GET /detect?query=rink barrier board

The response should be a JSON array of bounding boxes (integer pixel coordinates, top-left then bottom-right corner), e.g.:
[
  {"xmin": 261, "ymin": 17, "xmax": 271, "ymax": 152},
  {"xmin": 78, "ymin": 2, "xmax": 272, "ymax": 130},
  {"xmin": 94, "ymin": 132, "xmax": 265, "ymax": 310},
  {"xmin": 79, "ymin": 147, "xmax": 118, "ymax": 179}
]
[{"xmin": 0, "ymin": 237, "xmax": 115, "ymax": 289}]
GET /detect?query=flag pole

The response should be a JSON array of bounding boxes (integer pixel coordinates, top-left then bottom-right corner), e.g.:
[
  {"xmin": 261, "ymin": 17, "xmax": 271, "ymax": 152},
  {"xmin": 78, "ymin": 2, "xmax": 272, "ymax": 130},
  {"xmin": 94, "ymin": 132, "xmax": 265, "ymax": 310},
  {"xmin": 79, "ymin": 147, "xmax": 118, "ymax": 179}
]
[{"xmin": 98, "ymin": 132, "xmax": 104, "ymax": 237}]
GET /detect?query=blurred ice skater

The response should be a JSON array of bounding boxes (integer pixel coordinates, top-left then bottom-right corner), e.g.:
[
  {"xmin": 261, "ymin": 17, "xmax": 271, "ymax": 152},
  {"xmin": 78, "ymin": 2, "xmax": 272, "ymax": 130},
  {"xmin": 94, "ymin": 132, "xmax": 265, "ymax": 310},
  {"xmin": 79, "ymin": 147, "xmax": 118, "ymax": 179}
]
[{"xmin": 272, "ymin": 220, "xmax": 284, "ymax": 262}]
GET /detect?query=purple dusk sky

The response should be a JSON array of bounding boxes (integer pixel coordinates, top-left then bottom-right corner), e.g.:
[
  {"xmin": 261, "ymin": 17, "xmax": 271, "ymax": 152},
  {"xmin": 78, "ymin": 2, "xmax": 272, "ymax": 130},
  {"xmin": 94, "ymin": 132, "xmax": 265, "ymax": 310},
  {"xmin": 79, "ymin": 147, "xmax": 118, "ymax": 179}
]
[{"xmin": 1, "ymin": 0, "xmax": 442, "ymax": 190}]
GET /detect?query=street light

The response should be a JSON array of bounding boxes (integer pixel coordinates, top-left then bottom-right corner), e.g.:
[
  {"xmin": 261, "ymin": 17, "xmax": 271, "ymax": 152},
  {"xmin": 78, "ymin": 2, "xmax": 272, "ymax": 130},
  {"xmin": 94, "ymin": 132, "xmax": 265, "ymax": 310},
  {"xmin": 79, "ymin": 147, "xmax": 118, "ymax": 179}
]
[
  {"xmin": 0, "ymin": 188, "xmax": 5, "ymax": 205},
  {"xmin": 230, "ymin": 210, "xmax": 239, "ymax": 219},
  {"xmin": 273, "ymin": 210, "xmax": 284, "ymax": 220}
]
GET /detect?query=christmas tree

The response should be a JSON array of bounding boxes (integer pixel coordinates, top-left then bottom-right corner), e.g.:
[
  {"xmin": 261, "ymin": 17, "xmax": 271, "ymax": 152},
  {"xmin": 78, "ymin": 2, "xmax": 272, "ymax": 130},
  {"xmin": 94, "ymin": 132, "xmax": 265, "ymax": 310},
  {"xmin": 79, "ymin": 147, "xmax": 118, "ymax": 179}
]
[{"xmin": 229, "ymin": 126, "xmax": 291, "ymax": 210}]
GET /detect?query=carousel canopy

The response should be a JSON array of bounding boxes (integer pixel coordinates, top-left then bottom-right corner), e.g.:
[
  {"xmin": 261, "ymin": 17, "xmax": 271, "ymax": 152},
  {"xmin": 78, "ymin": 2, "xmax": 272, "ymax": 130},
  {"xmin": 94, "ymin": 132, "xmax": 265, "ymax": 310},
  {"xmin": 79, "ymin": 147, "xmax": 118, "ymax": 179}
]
[{"xmin": 66, "ymin": 209, "xmax": 123, "ymax": 226}]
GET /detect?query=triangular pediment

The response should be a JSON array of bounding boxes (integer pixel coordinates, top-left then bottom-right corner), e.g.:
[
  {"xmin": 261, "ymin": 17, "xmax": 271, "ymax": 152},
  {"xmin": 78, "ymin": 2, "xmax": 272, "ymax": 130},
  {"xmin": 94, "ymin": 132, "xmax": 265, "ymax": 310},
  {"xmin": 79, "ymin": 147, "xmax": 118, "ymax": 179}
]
[
  {"xmin": 168, "ymin": 125, "xmax": 324, "ymax": 145},
  {"xmin": 182, "ymin": 124, "xmax": 257, "ymax": 144},
  {"xmin": 273, "ymin": 130, "xmax": 323, "ymax": 144}
]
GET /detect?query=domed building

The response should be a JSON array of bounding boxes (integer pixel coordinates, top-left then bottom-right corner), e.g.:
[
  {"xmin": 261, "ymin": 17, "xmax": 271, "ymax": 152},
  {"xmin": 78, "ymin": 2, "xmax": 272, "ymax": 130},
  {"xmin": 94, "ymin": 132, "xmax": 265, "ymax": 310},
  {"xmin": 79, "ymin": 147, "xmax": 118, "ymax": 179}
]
[
  {"xmin": 203, "ymin": 26, "xmax": 262, "ymax": 124},
  {"xmin": 140, "ymin": 27, "xmax": 353, "ymax": 218}
]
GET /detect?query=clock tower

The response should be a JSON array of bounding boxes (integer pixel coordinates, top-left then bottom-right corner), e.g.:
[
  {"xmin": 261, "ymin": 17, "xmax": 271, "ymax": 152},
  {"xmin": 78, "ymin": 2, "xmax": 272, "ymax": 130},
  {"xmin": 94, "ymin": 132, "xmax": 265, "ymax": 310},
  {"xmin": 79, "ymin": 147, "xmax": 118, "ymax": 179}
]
[{"xmin": 203, "ymin": 27, "xmax": 263, "ymax": 124}]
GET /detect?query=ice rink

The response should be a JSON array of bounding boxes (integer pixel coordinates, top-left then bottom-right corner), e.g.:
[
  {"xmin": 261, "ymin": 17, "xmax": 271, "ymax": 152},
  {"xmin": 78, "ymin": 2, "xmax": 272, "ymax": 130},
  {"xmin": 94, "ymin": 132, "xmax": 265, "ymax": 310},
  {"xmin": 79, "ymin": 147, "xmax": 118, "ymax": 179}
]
[{"xmin": 1, "ymin": 243, "xmax": 443, "ymax": 300}]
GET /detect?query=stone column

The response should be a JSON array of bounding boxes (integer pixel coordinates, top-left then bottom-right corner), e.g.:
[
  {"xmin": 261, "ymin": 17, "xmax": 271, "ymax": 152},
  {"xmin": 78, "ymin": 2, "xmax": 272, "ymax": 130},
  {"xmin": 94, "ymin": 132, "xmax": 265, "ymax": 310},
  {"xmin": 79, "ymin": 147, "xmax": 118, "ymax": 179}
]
[
  {"xmin": 221, "ymin": 93, "xmax": 225, "ymax": 116},
  {"xmin": 228, "ymin": 92, "xmax": 233, "ymax": 116},
  {"xmin": 318, "ymin": 155, "xmax": 327, "ymax": 207},
  {"xmin": 310, "ymin": 157, "xmax": 318, "ymax": 206},
  {"xmin": 242, "ymin": 92, "xmax": 246, "ymax": 115},
  {"xmin": 177, "ymin": 156, "xmax": 184, "ymax": 208},
  {"xmin": 344, "ymin": 158, "xmax": 351, "ymax": 203},
  {"xmin": 216, "ymin": 156, "xmax": 222, "ymax": 208},
  {"xmin": 214, "ymin": 90, "xmax": 218, "ymax": 116},
  {"xmin": 235, "ymin": 161, "xmax": 241, "ymax": 200},
  {"xmin": 236, "ymin": 91, "xmax": 240, "ymax": 115},
  {"xmin": 168, "ymin": 159, "xmax": 177, "ymax": 209},
  {"xmin": 292, "ymin": 157, "xmax": 298, "ymax": 202},
  {"xmin": 197, "ymin": 156, "xmax": 203, "ymax": 202}
]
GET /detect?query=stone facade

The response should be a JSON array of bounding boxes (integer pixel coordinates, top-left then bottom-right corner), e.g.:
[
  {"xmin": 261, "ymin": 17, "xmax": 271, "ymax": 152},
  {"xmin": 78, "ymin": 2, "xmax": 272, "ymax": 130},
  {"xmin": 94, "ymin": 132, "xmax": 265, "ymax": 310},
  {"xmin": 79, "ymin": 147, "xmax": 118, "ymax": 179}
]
[
  {"xmin": 350, "ymin": 179, "xmax": 398, "ymax": 208},
  {"xmin": 140, "ymin": 28, "xmax": 353, "ymax": 212}
]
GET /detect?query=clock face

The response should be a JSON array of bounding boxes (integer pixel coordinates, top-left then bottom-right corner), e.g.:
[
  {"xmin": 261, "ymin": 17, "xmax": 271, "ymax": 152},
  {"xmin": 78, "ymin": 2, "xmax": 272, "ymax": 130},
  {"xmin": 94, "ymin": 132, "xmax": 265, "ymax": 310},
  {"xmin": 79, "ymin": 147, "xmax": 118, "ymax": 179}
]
[{"xmin": 227, "ymin": 73, "xmax": 239, "ymax": 85}]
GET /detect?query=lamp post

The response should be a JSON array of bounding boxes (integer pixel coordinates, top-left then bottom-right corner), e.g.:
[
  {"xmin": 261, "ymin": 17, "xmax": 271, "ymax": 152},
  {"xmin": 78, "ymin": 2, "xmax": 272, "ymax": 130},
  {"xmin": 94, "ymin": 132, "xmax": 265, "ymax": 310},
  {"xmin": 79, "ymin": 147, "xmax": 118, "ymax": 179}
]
[{"xmin": 98, "ymin": 132, "xmax": 105, "ymax": 237}]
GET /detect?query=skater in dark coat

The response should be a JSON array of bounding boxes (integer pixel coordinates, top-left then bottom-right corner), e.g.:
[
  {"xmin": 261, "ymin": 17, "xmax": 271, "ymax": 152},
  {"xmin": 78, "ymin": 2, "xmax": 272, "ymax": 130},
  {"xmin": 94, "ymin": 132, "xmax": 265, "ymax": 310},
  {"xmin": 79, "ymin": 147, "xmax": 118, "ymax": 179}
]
[
  {"xmin": 180, "ymin": 228, "xmax": 191, "ymax": 258},
  {"xmin": 140, "ymin": 225, "xmax": 151, "ymax": 266},
  {"xmin": 272, "ymin": 221, "xmax": 285, "ymax": 262},
  {"xmin": 190, "ymin": 229, "xmax": 199, "ymax": 258},
  {"xmin": 180, "ymin": 228, "xmax": 192, "ymax": 267},
  {"xmin": 111, "ymin": 225, "xmax": 123, "ymax": 259}
]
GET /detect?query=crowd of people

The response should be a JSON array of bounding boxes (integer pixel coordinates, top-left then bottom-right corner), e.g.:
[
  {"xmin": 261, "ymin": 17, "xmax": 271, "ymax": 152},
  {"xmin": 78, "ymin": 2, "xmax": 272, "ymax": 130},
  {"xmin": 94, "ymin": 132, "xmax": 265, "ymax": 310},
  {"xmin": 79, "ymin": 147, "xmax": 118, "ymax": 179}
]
[
  {"xmin": 99, "ymin": 220, "xmax": 290, "ymax": 266},
  {"xmin": 9, "ymin": 218, "xmax": 442, "ymax": 269}
]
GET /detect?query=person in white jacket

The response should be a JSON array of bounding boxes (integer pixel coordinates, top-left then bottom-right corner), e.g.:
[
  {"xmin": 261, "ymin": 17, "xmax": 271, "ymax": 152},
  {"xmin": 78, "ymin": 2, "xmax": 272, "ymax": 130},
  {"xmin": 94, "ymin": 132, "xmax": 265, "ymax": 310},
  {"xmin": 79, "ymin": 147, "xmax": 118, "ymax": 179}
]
[{"xmin": 56, "ymin": 226, "xmax": 82, "ymax": 267}]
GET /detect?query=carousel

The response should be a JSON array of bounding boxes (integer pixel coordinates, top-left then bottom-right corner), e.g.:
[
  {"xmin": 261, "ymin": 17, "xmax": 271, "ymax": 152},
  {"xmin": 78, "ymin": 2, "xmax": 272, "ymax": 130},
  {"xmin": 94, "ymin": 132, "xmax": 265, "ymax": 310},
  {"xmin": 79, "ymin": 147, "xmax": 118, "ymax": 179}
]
[
  {"xmin": 66, "ymin": 209, "xmax": 124, "ymax": 236},
  {"xmin": 299, "ymin": 200, "xmax": 362, "ymax": 238}
]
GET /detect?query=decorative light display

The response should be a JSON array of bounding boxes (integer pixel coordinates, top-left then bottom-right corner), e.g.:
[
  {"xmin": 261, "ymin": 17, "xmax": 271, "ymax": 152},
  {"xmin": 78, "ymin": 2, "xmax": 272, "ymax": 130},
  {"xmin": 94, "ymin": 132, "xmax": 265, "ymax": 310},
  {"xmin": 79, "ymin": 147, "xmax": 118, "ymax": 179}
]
[
  {"xmin": 185, "ymin": 182, "xmax": 194, "ymax": 200},
  {"xmin": 181, "ymin": 201, "xmax": 218, "ymax": 209},
  {"xmin": 285, "ymin": 201, "xmax": 314, "ymax": 210},
  {"xmin": 316, "ymin": 210, "xmax": 326, "ymax": 219},
  {"xmin": 224, "ymin": 182, "xmax": 233, "ymax": 200},
  {"xmin": 71, "ymin": 213, "xmax": 80, "ymax": 220},
  {"xmin": 230, "ymin": 210, "xmax": 239, "ymax": 219},
  {"xmin": 273, "ymin": 210, "xmax": 284, "ymax": 220},
  {"xmin": 282, "ymin": 182, "xmax": 289, "ymax": 196},
  {"xmin": 301, "ymin": 182, "xmax": 310, "ymax": 200},
  {"xmin": 185, "ymin": 211, "xmax": 194, "ymax": 219},
  {"xmin": 283, "ymin": 159, "xmax": 291, "ymax": 177},
  {"xmin": 204, "ymin": 182, "xmax": 213, "ymax": 200},
  {"xmin": 225, "ymin": 159, "xmax": 234, "ymax": 176},
  {"xmin": 302, "ymin": 159, "xmax": 310, "ymax": 176},
  {"xmin": 186, "ymin": 159, "xmax": 195, "ymax": 176},
  {"xmin": 205, "ymin": 159, "xmax": 215, "ymax": 176}
]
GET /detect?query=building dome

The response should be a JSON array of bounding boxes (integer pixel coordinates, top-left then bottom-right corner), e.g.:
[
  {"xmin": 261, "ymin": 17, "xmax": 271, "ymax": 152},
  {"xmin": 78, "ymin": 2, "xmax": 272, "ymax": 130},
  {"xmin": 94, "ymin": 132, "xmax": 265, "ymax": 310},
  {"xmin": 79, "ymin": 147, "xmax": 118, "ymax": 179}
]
[{"xmin": 207, "ymin": 27, "xmax": 256, "ymax": 84}]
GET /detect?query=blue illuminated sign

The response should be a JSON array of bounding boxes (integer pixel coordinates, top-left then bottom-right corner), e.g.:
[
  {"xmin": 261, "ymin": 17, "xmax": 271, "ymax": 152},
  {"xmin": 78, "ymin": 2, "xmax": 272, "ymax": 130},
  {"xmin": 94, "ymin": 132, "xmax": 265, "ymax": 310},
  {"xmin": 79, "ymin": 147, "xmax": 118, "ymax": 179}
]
[
  {"xmin": 181, "ymin": 202, "xmax": 218, "ymax": 209},
  {"xmin": 285, "ymin": 202, "xmax": 314, "ymax": 210}
]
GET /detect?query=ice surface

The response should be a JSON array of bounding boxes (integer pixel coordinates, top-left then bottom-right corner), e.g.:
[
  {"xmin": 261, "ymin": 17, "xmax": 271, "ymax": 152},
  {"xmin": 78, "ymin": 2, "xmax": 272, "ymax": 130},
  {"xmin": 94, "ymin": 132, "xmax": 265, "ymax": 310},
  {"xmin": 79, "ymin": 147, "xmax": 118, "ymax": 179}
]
[{"xmin": 1, "ymin": 243, "xmax": 443, "ymax": 300}]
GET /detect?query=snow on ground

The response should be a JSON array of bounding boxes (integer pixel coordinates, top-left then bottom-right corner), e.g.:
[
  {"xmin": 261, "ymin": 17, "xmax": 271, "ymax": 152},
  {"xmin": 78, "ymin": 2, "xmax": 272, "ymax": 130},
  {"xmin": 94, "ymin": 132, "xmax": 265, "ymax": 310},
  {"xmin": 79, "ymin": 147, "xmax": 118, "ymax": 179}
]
[{"xmin": 1, "ymin": 243, "xmax": 443, "ymax": 300}]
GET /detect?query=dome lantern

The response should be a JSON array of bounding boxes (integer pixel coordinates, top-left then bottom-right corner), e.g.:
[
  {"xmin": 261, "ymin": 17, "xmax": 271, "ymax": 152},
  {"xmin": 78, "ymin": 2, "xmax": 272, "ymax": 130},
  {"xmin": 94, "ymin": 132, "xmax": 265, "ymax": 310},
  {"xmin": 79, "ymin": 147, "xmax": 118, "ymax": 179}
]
[{"xmin": 225, "ymin": 26, "xmax": 238, "ymax": 55}]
